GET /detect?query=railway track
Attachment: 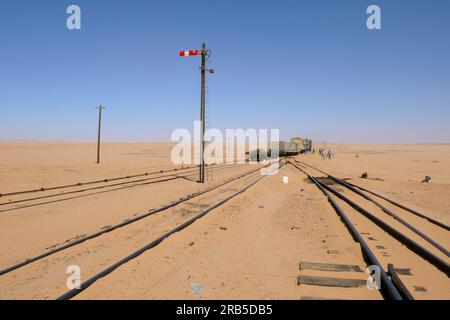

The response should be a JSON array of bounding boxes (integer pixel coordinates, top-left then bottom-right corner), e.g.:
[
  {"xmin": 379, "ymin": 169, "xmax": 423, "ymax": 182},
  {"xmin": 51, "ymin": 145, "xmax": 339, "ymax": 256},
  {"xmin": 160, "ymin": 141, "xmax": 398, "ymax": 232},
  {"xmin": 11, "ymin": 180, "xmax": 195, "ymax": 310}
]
[
  {"xmin": 294, "ymin": 159, "xmax": 450, "ymax": 243},
  {"xmin": 0, "ymin": 160, "xmax": 283, "ymax": 299},
  {"xmin": 289, "ymin": 159, "xmax": 450, "ymax": 300},
  {"xmin": 0, "ymin": 164, "xmax": 203, "ymax": 198},
  {"xmin": 0, "ymin": 163, "xmax": 242, "ymax": 213},
  {"xmin": 292, "ymin": 159, "xmax": 449, "ymax": 229}
]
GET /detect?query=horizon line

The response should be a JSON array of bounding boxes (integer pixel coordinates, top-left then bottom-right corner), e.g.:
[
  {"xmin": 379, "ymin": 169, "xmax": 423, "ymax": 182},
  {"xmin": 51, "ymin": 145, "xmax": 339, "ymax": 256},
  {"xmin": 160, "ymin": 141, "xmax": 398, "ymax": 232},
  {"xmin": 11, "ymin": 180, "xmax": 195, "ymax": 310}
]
[{"xmin": 0, "ymin": 140, "xmax": 449, "ymax": 145}]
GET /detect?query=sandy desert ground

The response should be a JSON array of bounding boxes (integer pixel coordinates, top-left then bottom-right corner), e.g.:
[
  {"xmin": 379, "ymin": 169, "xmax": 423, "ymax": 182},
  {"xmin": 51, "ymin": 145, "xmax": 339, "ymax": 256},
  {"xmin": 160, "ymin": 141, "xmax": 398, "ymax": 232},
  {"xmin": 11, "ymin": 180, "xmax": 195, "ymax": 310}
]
[{"xmin": 0, "ymin": 142, "xmax": 448, "ymax": 300}]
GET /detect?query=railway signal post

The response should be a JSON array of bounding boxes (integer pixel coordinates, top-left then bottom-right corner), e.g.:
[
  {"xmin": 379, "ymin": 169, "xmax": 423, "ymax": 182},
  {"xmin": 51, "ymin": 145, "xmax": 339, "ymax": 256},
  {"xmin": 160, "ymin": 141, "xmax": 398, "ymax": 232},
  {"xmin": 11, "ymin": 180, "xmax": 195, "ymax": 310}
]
[{"xmin": 179, "ymin": 43, "xmax": 214, "ymax": 183}]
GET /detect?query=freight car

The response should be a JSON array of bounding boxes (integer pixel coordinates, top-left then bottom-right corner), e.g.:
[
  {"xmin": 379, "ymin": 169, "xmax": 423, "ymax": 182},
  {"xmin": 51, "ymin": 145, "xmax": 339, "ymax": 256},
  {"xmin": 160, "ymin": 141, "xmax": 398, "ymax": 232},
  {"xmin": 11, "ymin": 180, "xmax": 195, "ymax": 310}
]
[
  {"xmin": 279, "ymin": 141, "xmax": 300, "ymax": 156},
  {"xmin": 290, "ymin": 137, "xmax": 305, "ymax": 151},
  {"xmin": 290, "ymin": 137, "xmax": 312, "ymax": 153},
  {"xmin": 248, "ymin": 138, "xmax": 313, "ymax": 162},
  {"xmin": 248, "ymin": 148, "xmax": 269, "ymax": 162},
  {"xmin": 304, "ymin": 139, "xmax": 312, "ymax": 152}
]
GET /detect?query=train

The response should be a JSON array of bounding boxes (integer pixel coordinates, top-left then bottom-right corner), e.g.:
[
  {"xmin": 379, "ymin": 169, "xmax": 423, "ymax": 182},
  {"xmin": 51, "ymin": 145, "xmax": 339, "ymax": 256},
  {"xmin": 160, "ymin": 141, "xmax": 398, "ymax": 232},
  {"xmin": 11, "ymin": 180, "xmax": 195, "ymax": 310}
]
[
  {"xmin": 248, "ymin": 137, "xmax": 313, "ymax": 162},
  {"xmin": 290, "ymin": 137, "xmax": 312, "ymax": 152}
]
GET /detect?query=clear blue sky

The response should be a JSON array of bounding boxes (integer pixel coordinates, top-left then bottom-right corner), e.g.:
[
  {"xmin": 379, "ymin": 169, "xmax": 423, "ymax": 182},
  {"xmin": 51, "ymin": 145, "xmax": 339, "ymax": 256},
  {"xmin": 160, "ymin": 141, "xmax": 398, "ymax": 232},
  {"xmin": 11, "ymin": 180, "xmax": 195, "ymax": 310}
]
[{"xmin": 0, "ymin": 0, "xmax": 449, "ymax": 143}]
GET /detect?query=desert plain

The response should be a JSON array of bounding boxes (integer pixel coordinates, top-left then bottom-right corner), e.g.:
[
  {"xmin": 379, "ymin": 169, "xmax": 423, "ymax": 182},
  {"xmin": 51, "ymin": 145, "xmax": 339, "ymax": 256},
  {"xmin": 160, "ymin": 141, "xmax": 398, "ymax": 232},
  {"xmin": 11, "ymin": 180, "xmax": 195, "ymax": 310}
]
[{"xmin": 0, "ymin": 142, "xmax": 448, "ymax": 300}]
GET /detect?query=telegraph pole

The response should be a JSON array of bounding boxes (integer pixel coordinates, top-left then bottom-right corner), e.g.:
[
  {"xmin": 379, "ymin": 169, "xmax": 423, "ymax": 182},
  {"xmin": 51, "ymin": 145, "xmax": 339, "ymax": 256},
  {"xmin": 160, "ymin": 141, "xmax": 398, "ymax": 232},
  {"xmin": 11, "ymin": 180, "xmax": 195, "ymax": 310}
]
[
  {"xmin": 96, "ymin": 105, "xmax": 105, "ymax": 164},
  {"xmin": 199, "ymin": 43, "xmax": 206, "ymax": 183}
]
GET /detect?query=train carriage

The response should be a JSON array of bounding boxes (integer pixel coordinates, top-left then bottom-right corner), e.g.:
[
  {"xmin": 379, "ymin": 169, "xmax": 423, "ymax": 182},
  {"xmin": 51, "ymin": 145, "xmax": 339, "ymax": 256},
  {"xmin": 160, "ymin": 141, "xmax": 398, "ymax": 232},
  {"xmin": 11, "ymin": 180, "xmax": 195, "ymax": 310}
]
[{"xmin": 248, "ymin": 137, "xmax": 313, "ymax": 161}]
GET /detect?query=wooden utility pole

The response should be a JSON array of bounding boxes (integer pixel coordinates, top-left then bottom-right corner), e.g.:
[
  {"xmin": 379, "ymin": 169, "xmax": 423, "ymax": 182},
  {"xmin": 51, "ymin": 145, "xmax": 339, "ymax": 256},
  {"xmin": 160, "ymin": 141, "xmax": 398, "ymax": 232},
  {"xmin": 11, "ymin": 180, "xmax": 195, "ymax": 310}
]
[{"xmin": 96, "ymin": 105, "xmax": 105, "ymax": 164}]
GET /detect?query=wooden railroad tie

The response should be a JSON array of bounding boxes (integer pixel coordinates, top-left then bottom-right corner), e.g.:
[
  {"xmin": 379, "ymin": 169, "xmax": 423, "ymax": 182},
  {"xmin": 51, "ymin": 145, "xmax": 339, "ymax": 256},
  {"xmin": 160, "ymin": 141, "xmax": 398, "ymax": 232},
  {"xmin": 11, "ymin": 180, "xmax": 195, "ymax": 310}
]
[
  {"xmin": 298, "ymin": 275, "xmax": 367, "ymax": 288},
  {"xmin": 299, "ymin": 261, "xmax": 363, "ymax": 273}
]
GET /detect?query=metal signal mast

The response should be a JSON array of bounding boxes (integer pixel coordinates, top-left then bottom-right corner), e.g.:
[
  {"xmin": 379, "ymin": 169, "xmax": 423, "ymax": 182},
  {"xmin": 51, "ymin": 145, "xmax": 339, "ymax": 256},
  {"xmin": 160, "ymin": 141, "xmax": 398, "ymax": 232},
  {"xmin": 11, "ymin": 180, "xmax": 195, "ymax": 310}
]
[{"xmin": 179, "ymin": 43, "xmax": 214, "ymax": 183}]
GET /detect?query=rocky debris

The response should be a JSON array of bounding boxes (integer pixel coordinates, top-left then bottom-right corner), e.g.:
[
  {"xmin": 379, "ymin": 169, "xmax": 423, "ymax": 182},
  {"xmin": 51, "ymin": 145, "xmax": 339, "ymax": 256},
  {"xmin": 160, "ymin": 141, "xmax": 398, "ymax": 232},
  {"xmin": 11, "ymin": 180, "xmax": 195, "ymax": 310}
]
[
  {"xmin": 360, "ymin": 172, "xmax": 384, "ymax": 181},
  {"xmin": 421, "ymin": 176, "xmax": 431, "ymax": 183},
  {"xmin": 413, "ymin": 285, "xmax": 427, "ymax": 292},
  {"xmin": 189, "ymin": 282, "xmax": 204, "ymax": 294}
]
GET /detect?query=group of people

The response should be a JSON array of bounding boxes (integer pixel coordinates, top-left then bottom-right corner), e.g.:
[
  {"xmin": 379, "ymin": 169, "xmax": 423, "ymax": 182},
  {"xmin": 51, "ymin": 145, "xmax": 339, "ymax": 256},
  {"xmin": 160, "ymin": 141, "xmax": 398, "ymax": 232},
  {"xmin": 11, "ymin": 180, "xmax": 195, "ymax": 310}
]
[{"xmin": 318, "ymin": 148, "xmax": 334, "ymax": 160}]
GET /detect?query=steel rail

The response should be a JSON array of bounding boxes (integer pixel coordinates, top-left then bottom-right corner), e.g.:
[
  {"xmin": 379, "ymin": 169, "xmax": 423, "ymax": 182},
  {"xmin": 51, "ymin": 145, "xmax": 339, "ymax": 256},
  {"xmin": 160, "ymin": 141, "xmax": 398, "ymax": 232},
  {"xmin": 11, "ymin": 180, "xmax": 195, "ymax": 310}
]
[
  {"xmin": 0, "ymin": 163, "xmax": 271, "ymax": 277},
  {"xmin": 0, "ymin": 169, "xmax": 195, "ymax": 208},
  {"xmin": 294, "ymin": 159, "xmax": 450, "ymax": 231},
  {"xmin": 328, "ymin": 176, "xmax": 449, "ymax": 257},
  {"xmin": 0, "ymin": 176, "xmax": 180, "ymax": 214},
  {"xmin": 296, "ymin": 164, "xmax": 450, "ymax": 277},
  {"xmin": 387, "ymin": 264, "xmax": 414, "ymax": 300},
  {"xmin": 0, "ymin": 166, "xmax": 194, "ymax": 198},
  {"xmin": 0, "ymin": 163, "xmax": 227, "ymax": 198},
  {"xmin": 56, "ymin": 163, "xmax": 275, "ymax": 300},
  {"xmin": 0, "ymin": 163, "xmax": 241, "ymax": 209},
  {"xmin": 294, "ymin": 159, "xmax": 449, "ymax": 256},
  {"xmin": 346, "ymin": 181, "xmax": 450, "ymax": 231},
  {"xmin": 288, "ymin": 161, "xmax": 403, "ymax": 300}
]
